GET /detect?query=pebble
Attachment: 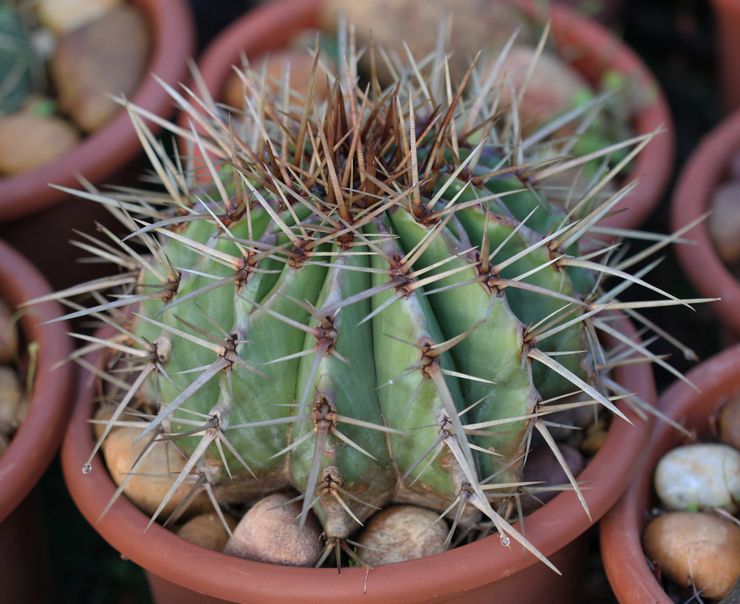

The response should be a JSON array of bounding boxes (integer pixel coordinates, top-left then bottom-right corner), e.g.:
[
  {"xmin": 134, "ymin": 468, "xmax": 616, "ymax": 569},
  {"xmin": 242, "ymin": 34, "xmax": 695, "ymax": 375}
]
[
  {"xmin": 521, "ymin": 444, "xmax": 585, "ymax": 513},
  {"xmin": 177, "ymin": 512, "xmax": 238, "ymax": 552},
  {"xmin": 0, "ymin": 366, "xmax": 23, "ymax": 435},
  {"xmin": 654, "ymin": 443, "xmax": 740, "ymax": 513},
  {"xmin": 224, "ymin": 493, "xmax": 322, "ymax": 566},
  {"xmin": 719, "ymin": 579, "xmax": 740, "ymax": 604},
  {"xmin": 51, "ymin": 5, "xmax": 149, "ymax": 132},
  {"xmin": 102, "ymin": 427, "xmax": 207, "ymax": 518},
  {"xmin": 0, "ymin": 300, "xmax": 18, "ymax": 364},
  {"xmin": 92, "ymin": 402, "xmax": 145, "ymax": 440},
  {"xmin": 718, "ymin": 396, "xmax": 740, "ymax": 449},
  {"xmin": 356, "ymin": 505, "xmax": 448, "ymax": 566},
  {"xmin": 580, "ymin": 419, "xmax": 609, "ymax": 456},
  {"xmin": 14, "ymin": 395, "xmax": 28, "ymax": 427},
  {"xmin": 643, "ymin": 512, "xmax": 740, "ymax": 600},
  {"xmin": 92, "ymin": 403, "xmax": 118, "ymax": 440},
  {"xmin": 0, "ymin": 110, "xmax": 79, "ymax": 175},
  {"xmin": 223, "ymin": 49, "xmax": 333, "ymax": 110},
  {"xmin": 709, "ymin": 182, "xmax": 740, "ymax": 266},
  {"xmin": 38, "ymin": 0, "xmax": 122, "ymax": 35}
]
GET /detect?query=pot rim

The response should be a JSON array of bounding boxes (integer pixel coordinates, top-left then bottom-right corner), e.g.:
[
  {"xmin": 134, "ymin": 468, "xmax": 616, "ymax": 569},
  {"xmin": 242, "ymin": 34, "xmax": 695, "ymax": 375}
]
[
  {"xmin": 191, "ymin": 0, "xmax": 673, "ymax": 233},
  {"xmin": 671, "ymin": 109, "xmax": 740, "ymax": 335},
  {"xmin": 600, "ymin": 344, "xmax": 740, "ymax": 604},
  {"xmin": 62, "ymin": 313, "xmax": 655, "ymax": 603},
  {"xmin": 0, "ymin": 0, "xmax": 195, "ymax": 223},
  {"xmin": 0, "ymin": 240, "xmax": 75, "ymax": 522}
]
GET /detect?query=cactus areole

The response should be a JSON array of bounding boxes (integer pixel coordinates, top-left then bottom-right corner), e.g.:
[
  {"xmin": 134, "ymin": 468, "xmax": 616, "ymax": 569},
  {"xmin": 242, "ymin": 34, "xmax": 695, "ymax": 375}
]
[{"xmin": 49, "ymin": 24, "xmax": 696, "ymax": 572}]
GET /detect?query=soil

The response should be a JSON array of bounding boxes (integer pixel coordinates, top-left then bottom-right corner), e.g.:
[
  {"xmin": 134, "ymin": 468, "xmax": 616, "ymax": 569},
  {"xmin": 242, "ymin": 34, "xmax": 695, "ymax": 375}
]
[{"xmin": 37, "ymin": 0, "xmax": 724, "ymax": 602}]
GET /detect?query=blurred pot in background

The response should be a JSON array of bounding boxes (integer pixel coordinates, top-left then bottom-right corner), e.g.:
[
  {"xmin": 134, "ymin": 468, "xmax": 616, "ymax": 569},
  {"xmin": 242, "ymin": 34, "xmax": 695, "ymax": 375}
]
[
  {"xmin": 711, "ymin": 0, "xmax": 740, "ymax": 113},
  {"xmin": 601, "ymin": 345, "xmax": 740, "ymax": 603},
  {"xmin": 0, "ymin": 0, "xmax": 194, "ymax": 290},
  {"xmin": 0, "ymin": 241, "xmax": 74, "ymax": 603},
  {"xmin": 672, "ymin": 108, "xmax": 740, "ymax": 336}
]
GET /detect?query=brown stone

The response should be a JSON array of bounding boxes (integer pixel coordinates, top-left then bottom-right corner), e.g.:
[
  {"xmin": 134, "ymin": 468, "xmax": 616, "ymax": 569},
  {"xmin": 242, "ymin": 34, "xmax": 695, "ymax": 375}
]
[
  {"xmin": 709, "ymin": 182, "xmax": 740, "ymax": 266},
  {"xmin": 0, "ymin": 111, "xmax": 79, "ymax": 175},
  {"xmin": 643, "ymin": 512, "xmax": 740, "ymax": 599},
  {"xmin": 719, "ymin": 396, "xmax": 740, "ymax": 449},
  {"xmin": 224, "ymin": 493, "xmax": 322, "ymax": 566},
  {"xmin": 357, "ymin": 505, "xmax": 448, "ymax": 566},
  {"xmin": 102, "ymin": 426, "xmax": 206, "ymax": 518},
  {"xmin": 581, "ymin": 420, "xmax": 609, "ymax": 455},
  {"xmin": 51, "ymin": 6, "xmax": 150, "ymax": 132},
  {"xmin": 0, "ymin": 300, "xmax": 18, "ymax": 364},
  {"xmin": 0, "ymin": 366, "xmax": 23, "ymax": 435},
  {"xmin": 177, "ymin": 512, "xmax": 239, "ymax": 552}
]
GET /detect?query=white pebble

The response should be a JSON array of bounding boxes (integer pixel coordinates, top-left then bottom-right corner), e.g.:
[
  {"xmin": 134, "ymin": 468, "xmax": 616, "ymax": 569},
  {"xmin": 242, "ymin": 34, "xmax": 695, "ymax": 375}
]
[
  {"xmin": 654, "ymin": 443, "xmax": 740, "ymax": 513},
  {"xmin": 38, "ymin": 0, "xmax": 121, "ymax": 35}
]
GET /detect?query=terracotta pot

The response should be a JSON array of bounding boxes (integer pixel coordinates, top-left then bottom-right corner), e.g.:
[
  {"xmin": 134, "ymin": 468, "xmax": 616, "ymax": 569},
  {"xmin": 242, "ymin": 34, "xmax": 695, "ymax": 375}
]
[
  {"xmin": 600, "ymin": 344, "xmax": 740, "ymax": 603},
  {"xmin": 192, "ymin": 0, "xmax": 673, "ymax": 233},
  {"xmin": 711, "ymin": 0, "xmax": 740, "ymax": 113},
  {"xmin": 671, "ymin": 109, "xmax": 740, "ymax": 336},
  {"xmin": 553, "ymin": 0, "xmax": 625, "ymax": 26},
  {"xmin": 0, "ymin": 240, "xmax": 75, "ymax": 602},
  {"xmin": 62, "ymin": 314, "xmax": 655, "ymax": 604},
  {"xmin": 0, "ymin": 0, "xmax": 194, "ymax": 290}
]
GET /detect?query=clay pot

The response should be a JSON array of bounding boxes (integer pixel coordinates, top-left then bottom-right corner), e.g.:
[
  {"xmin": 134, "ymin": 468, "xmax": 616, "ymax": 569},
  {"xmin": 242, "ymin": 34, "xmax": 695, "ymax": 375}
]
[
  {"xmin": 600, "ymin": 344, "xmax": 740, "ymax": 603},
  {"xmin": 62, "ymin": 314, "xmax": 655, "ymax": 604},
  {"xmin": 671, "ymin": 109, "xmax": 740, "ymax": 335},
  {"xmin": 711, "ymin": 0, "xmax": 740, "ymax": 113},
  {"xmin": 525, "ymin": 0, "xmax": 673, "ymax": 233},
  {"xmin": 192, "ymin": 0, "xmax": 672, "ymax": 234},
  {"xmin": 553, "ymin": 0, "xmax": 625, "ymax": 26},
  {"xmin": 0, "ymin": 240, "xmax": 75, "ymax": 602},
  {"xmin": 0, "ymin": 0, "xmax": 194, "ymax": 289}
]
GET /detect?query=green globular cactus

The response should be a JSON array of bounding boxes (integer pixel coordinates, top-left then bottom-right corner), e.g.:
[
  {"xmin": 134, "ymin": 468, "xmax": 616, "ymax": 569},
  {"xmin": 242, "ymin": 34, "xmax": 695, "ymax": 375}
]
[
  {"xmin": 44, "ymin": 29, "xmax": 704, "ymax": 570},
  {"xmin": 0, "ymin": 5, "xmax": 42, "ymax": 115}
]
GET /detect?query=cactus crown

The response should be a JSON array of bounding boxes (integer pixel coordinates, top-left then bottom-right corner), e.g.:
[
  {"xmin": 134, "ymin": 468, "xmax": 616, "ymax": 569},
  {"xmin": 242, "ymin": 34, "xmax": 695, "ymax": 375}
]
[{"xmin": 43, "ymin": 24, "xmax": 701, "ymax": 570}]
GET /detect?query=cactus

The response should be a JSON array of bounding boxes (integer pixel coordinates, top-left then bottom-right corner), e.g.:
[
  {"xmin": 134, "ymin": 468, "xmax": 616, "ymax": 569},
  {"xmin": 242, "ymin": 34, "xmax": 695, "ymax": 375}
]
[
  {"xmin": 0, "ymin": 5, "xmax": 42, "ymax": 115},
  {"xmin": 42, "ymin": 27, "xmax": 704, "ymax": 570}
]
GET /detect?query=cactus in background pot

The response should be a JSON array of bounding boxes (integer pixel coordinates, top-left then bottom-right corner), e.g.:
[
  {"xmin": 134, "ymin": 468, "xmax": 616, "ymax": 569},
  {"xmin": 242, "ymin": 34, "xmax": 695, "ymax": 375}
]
[{"xmin": 0, "ymin": 5, "xmax": 42, "ymax": 115}]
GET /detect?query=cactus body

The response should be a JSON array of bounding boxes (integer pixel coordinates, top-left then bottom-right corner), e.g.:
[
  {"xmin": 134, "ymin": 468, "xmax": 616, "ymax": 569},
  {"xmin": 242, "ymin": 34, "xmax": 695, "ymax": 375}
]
[{"xmin": 50, "ymin": 26, "xmax": 695, "ymax": 569}]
